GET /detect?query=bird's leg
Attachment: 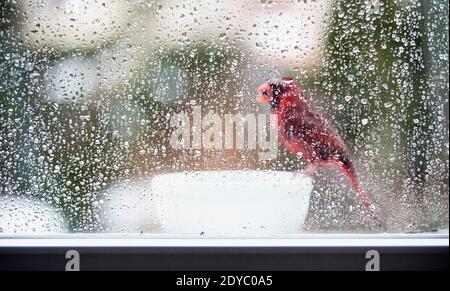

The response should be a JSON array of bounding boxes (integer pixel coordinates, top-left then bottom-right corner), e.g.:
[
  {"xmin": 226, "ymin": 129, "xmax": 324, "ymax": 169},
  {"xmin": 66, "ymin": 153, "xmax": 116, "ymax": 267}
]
[
  {"xmin": 303, "ymin": 163, "xmax": 317, "ymax": 177},
  {"xmin": 295, "ymin": 164, "xmax": 317, "ymax": 186}
]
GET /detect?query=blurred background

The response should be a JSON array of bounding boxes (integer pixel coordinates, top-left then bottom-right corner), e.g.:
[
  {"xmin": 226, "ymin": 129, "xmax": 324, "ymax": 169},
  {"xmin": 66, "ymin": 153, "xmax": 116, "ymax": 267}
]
[{"xmin": 0, "ymin": 0, "xmax": 448, "ymax": 233}]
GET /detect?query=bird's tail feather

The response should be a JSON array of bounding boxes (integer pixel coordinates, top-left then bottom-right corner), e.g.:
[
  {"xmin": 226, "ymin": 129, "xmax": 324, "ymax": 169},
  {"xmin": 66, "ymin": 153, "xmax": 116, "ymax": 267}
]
[
  {"xmin": 339, "ymin": 155, "xmax": 381, "ymax": 227},
  {"xmin": 339, "ymin": 155, "xmax": 362, "ymax": 194}
]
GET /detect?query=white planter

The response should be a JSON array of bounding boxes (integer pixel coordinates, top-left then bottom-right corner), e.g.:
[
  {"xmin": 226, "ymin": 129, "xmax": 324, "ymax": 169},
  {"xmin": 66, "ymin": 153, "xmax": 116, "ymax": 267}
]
[
  {"xmin": 152, "ymin": 171, "xmax": 313, "ymax": 235},
  {"xmin": 99, "ymin": 179, "xmax": 160, "ymax": 233},
  {"xmin": 0, "ymin": 196, "xmax": 66, "ymax": 234}
]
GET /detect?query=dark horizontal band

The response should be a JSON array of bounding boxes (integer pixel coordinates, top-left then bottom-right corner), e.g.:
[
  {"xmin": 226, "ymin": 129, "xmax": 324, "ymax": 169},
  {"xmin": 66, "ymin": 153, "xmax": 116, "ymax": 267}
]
[{"xmin": 0, "ymin": 234, "xmax": 447, "ymax": 271}]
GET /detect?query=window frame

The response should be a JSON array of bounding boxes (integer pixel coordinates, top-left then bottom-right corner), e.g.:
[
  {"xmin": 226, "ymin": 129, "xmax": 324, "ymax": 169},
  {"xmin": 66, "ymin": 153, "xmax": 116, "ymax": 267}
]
[{"xmin": 0, "ymin": 233, "xmax": 448, "ymax": 271}]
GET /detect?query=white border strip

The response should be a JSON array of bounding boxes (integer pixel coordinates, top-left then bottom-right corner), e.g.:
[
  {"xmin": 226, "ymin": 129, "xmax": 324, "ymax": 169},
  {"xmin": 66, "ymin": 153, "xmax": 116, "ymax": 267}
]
[{"xmin": 0, "ymin": 234, "xmax": 448, "ymax": 247}]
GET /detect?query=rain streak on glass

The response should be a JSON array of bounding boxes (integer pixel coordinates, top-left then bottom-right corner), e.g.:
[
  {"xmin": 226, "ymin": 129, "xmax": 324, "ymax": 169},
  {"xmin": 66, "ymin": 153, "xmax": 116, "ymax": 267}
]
[{"xmin": 0, "ymin": 0, "xmax": 448, "ymax": 234}]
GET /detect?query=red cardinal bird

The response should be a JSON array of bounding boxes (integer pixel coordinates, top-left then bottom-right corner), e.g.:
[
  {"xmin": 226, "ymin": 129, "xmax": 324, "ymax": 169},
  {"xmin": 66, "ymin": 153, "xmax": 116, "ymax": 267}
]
[{"xmin": 257, "ymin": 76, "xmax": 379, "ymax": 224}]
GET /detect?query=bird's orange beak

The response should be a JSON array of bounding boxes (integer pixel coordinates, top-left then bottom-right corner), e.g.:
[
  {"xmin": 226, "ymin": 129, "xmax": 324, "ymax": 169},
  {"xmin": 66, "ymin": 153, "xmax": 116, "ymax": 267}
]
[
  {"xmin": 257, "ymin": 83, "xmax": 271, "ymax": 103},
  {"xmin": 257, "ymin": 95, "xmax": 269, "ymax": 103}
]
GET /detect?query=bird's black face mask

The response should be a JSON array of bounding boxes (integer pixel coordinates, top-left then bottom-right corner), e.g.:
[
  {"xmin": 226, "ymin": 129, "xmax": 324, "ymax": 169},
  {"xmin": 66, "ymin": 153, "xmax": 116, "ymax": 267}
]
[{"xmin": 269, "ymin": 83, "xmax": 283, "ymax": 109}]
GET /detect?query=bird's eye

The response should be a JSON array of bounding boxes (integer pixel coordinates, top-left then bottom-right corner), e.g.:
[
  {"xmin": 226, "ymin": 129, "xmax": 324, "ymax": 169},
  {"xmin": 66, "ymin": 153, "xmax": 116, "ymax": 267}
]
[
  {"xmin": 262, "ymin": 90, "xmax": 269, "ymax": 96},
  {"xmin": 271, "ymin": 84, "xmax": 283, "ymax": 96}
]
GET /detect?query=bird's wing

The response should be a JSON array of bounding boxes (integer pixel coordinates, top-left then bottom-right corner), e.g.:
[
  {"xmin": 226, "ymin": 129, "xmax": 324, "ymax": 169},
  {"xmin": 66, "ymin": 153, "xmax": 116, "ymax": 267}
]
[{"xmin": 281, "ymin": 106, "xmax": 347, "ymax": 161}]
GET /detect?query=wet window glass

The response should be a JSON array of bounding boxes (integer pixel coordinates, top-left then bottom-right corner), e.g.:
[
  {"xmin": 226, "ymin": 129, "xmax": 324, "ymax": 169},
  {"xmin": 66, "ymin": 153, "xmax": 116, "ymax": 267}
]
[{"xmin": 0, "ymin": 0, "xmax": 448, "ymax": 235}]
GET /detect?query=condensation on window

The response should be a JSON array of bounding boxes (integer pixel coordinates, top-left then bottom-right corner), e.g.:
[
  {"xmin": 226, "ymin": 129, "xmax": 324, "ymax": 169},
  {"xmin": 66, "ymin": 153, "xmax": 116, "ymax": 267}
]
[{"xmin": 0, "ymin": 0, "xmax": 448, "ymax": 235}]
